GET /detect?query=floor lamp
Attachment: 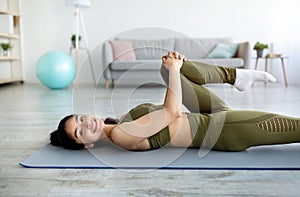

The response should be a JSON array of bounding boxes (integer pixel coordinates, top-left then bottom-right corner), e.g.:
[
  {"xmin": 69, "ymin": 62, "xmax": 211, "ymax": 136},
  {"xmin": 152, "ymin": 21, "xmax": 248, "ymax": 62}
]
[{"xmin": 65, "ymin": 0, "xmax": 96, "ymax": 86}]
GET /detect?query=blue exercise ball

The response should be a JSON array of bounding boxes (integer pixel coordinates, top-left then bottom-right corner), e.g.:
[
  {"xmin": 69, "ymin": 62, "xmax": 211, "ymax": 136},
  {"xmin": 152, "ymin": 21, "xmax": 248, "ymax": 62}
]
[{"xmin": 36, "ymin": 51, "xmax": 76, "ymax": 89}]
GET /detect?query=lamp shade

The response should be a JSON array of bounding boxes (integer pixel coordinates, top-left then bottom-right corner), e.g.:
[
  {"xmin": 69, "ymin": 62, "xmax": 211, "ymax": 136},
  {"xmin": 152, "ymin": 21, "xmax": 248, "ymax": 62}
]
[{"xmin": 65, "ymin": 0, "xmax": 91, "ymax": 8}]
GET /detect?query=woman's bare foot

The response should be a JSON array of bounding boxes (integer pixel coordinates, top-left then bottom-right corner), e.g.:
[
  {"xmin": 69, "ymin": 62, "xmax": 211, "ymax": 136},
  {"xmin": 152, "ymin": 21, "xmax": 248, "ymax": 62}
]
[
  {"xmin": 234, "ymin": 69, "xmax": 277, "ymax": 91},
  {"xmin": 162, "ymin": 51, "xmax": 185, "ymax": 72}
]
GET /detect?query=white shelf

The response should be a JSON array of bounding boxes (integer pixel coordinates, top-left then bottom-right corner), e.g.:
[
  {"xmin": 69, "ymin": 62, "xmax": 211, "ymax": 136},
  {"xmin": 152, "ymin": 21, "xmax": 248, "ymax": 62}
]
[
  {"xmin": 0, "ymin": 33, "xmax": 19, "ymax": 39},
  {"xmin": 0, "ymin": 10, "xmax": 19, "ymax": 16},
  {"xmin": 0, "ymin": 76, "xmax": 22, "ymax": 84},
  {"xmin": 0, "ymin": 56, "xmax": 19, "ymax": 61}
]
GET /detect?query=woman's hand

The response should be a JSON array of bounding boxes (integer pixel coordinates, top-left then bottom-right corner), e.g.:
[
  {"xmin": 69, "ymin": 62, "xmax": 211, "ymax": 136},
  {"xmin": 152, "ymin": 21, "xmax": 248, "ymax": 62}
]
[{"xmin": 162, "ymin": 51, "xmax": 186, "ymax": 72}]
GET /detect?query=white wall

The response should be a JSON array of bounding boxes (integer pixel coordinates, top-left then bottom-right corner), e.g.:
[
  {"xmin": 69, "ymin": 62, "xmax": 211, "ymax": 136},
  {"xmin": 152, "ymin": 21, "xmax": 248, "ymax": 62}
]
[{"xmin": 21, "ymin": 0, "xmax": 300, "ymax": 86}]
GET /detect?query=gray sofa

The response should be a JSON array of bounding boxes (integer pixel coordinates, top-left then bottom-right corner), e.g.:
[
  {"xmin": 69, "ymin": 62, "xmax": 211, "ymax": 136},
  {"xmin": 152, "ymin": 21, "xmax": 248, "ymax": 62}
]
[{"xmin": 103, "ymin": 38, "xmax": 250, "ymax": 88}]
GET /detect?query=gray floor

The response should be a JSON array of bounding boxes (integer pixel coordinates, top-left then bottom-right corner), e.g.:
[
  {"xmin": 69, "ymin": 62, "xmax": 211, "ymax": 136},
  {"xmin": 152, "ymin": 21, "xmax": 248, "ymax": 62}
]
[{"xmin": 1, "ymin": 82, "xmax": 300, "ymax": 196}]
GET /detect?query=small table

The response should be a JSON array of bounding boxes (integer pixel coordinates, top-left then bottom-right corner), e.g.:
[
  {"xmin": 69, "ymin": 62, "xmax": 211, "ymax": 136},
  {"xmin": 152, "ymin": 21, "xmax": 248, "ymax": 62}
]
[{"xmin": 254, "ymin": 56, "xmax": 288, "ymax": 87}]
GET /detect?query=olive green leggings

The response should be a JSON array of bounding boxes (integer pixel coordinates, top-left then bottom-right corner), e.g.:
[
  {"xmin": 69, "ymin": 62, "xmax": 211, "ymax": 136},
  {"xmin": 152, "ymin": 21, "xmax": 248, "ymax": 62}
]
[
  {"xmin": 161, "ymin": 61, "xmax": 300, "ymax": 151},
  {"xmin": 161, "ymin": 60, "xmax": 236, "ymax": 113}
]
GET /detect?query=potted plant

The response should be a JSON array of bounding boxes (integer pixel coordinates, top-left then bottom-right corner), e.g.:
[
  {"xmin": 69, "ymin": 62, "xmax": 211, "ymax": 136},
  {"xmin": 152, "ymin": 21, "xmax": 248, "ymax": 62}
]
[
  {"xmin": 253, "ymin": 42, "xmax": 268, "ymax": 58},
  {"xmin": 0, "ymin": 42, "xmax": 12, "ymax": 56},
  {"xmin": 71, "ymin": 34, "xmax": 82, "ymax": 48}
]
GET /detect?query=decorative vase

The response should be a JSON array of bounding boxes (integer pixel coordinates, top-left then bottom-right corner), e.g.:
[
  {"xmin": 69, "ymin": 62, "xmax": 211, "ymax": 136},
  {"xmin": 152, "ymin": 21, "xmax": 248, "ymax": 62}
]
[
  {"xmin": 256, "ymin": 50, "xmax": 263, "ymax": 58},
  {"xmin": 3, "ymin": 50, "xmax": 10, "ymax": 57},
  {"xmin": 71, "ymin": 41, "xmax": 80, "ymax": 48}
]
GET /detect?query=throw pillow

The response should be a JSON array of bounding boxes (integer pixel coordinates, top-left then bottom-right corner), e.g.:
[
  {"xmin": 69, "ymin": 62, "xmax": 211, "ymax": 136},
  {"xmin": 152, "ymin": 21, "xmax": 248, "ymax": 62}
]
[
  {"xmin": 208, "ymin": 43, "xmax": 238, "ymax": 58},
  {"xmin": 109, "ymin": 41, "xmax": 136, "ymax": 61}
]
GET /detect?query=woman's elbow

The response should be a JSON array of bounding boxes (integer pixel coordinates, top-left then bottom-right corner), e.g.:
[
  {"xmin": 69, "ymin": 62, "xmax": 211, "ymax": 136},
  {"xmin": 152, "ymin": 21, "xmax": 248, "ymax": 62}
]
[{"xmin": 168, "ymin": 109, "xmax": 182, "ymax": 119}]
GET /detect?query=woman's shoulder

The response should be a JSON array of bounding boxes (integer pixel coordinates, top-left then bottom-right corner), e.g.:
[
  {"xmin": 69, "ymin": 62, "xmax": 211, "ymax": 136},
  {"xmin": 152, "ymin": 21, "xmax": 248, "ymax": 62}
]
[
  {"xmin": 120, "ymin": 103, "xmax": 164, "ymax": 123},
  {"xmin": 128, "ymin": 103, "xmax": 163, "ymax": 114}
]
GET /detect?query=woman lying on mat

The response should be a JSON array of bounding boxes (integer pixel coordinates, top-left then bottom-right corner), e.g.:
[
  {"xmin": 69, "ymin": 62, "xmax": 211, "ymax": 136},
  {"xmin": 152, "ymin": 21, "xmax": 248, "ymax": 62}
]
[{"xmin": 50, "ymin": 51, "xmax": 300, "ymax": 151}]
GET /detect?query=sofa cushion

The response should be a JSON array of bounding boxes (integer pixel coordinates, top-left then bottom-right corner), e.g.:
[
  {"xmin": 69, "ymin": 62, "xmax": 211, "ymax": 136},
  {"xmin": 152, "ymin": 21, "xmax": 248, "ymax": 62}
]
[
  {"xmin": 190, "ymin": 58, "xmax": 244, "ymax": 68},
  {"xmin": 208, "ymin": 43, "xmax": 238, "ymax": 58},
  {"xmin": 109, "ymin": 41, "xmax": 136, "ymax": 61},
  {"xmin": 174, "ymin": 38, "xmax": 232, "ymax": 59},
  {"xmin": 116, "ymin": 38, "xmax": 175, "ymax": 59},
  {"xmin": 110, "ymin": 59, "xmax": 162, "ymax": 71}
]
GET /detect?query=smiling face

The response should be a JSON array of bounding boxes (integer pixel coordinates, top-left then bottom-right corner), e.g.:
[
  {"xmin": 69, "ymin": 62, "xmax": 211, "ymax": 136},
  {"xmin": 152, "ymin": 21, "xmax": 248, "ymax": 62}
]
[{"xmin": 64, "ymin": 114, "xmax": 105, "ymax": 148}]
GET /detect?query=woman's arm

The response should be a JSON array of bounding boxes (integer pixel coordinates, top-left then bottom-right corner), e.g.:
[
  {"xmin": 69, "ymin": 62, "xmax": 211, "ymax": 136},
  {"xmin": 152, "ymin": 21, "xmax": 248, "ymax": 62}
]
[
  {"xmin": 162, "ymin": 51, "xmax": 183, "ymax": 117},
  {"xmin": 111, "ymin": 52, "xmax": 184, "ymax": 150}
]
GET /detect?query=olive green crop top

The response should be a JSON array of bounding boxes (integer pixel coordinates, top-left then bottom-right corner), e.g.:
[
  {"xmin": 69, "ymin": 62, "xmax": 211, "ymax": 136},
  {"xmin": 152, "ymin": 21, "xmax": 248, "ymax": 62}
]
[{"xmin": 119, "ymin": 103, "xmax": 171, "ymax": 149}]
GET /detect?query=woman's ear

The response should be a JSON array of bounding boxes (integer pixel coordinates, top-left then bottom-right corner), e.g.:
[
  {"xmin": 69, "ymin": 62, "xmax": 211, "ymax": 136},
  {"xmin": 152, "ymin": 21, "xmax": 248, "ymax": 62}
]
[{"xmin": 84, "ymin": 143, "xmax": 94, "ymax": 149}]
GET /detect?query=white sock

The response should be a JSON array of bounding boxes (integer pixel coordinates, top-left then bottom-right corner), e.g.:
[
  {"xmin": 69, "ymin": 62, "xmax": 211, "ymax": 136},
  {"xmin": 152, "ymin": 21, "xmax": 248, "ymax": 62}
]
[{"xmin": 234, "ymin": 69, "xmax": 277, "ymax": 92}]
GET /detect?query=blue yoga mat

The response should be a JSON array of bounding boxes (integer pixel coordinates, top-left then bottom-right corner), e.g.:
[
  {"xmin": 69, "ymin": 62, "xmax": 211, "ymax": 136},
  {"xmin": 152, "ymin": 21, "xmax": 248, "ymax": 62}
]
[{"xmin": 20, "ymin": 142, "xmax": 300, "ymax": 170}]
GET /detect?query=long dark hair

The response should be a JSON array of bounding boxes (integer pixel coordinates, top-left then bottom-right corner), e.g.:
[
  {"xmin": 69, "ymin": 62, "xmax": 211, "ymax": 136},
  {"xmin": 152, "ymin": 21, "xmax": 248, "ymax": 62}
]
[
  {"xmin": 50, "ymin": 115, "xmax": 84, "ymax": 150},
  {"xmin": 50, "ymin": 115, "xmax": 119, "ymax": 150}
]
